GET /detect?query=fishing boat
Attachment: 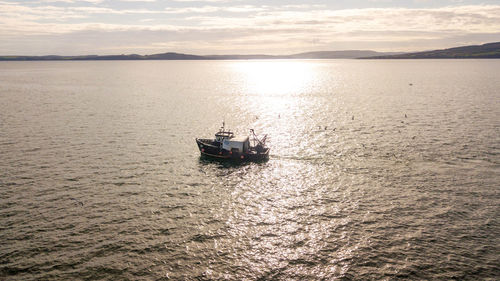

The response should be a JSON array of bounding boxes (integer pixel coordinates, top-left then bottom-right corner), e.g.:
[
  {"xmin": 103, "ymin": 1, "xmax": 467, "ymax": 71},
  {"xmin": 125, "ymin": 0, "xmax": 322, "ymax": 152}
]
[{"xmin": 196, "ymin": 122, "xmax": 269, "ymax": 161}]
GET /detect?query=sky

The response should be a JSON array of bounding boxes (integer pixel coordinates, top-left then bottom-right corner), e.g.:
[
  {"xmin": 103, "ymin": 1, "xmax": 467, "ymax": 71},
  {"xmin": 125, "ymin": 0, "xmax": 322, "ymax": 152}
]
[{"xmin": 1, "ymin": 0, "xmax": 500, "ymax": 55}]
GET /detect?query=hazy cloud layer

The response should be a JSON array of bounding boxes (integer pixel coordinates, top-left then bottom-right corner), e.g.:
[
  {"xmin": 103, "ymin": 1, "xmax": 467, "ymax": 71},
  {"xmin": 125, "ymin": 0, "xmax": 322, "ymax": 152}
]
[{"xmin": 0, "ymin": 1, "xmax": 499, "ymax": 55}]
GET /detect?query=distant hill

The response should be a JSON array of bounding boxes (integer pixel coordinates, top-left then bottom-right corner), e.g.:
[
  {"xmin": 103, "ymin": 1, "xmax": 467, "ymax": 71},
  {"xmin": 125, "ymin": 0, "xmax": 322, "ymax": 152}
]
[
  {"xmin": 288, "ymin": 50, "xmax": 402, "ymax": 59},
  {"xmin": 205, "ymin": 50, "xmax": 401, "ymax": 60},
  {"xmin": 0, "ymin": 52, "xmax": 206, "ymax": 61},
  {"xmin": 362, "ymin": 42, "xmax": 500, "ymax": 59},
  {"xmin": 204, "ymin": 54, "xmax": 279, "ymax": 60},
  {"xmin": 143, "ymin": 52, "xmax": 206, "ymax": 60},
  {"xmin": 1, "ymin": 42, "xmax": 499, "ymax": 60},
  {"xmin": 0, "ymin": 50, "xmax": 400, "ymax": 61}
]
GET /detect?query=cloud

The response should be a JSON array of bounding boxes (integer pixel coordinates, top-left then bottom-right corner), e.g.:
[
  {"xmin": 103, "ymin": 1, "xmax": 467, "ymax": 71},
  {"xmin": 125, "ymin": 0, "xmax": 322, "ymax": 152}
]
[
  {"xmin": 0, "ymin": 2, "xmax": 499, "ymax": 55},
  {"xmin": 172, "ymin": 0, "xmax": 237, "ymax": 2},
  {"xmin": 206, "ymin": 5, "xmax": 500, "ymax": 38},
  {"xmin": 163, "ymin": 5, "xmax": 265, "ymax": 14},
  {"xmin": 119, "ymin": 0, "xmax": 157, "ymax": 2},
  {"xmin": 37, "ymin": 0, "xmax": 105, "ymax": 3}
]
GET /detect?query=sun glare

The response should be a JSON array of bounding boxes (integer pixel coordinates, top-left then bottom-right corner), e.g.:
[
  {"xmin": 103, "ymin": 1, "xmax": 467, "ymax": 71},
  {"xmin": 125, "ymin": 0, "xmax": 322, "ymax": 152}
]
[
  {"xmin": 226, "ymin": 60, "xmax": 322, "ymax": 138},
  {"xmin": 233, "ymin": 60, "xmax": 316, "ymax": 96}
]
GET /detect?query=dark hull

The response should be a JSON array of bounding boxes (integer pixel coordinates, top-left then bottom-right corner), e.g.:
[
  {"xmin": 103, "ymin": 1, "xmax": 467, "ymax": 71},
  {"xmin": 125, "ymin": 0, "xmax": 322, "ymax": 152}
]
[{"xmin": 196, "ymin": 138, "xmax": 269, "ymax": 162}]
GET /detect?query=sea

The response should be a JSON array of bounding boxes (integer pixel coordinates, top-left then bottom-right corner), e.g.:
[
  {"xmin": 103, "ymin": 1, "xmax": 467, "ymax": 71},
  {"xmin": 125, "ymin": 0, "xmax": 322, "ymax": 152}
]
[{"xmin": 0, "ymin": 59, "xmax": 499, "ymax": 280}]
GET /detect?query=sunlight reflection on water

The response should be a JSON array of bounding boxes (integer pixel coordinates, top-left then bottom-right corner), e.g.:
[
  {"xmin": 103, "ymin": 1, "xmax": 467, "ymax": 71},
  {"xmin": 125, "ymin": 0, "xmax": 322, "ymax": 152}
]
[
  {"xmin": 0, "ymin": 60, "xmax": 499, "ymax": 280},
  {"xmin": 229, "ymin": 63, "xmax": 313, "ymax": 160},
  {"xmin": 231, "ymin": 60, "xmax": 319, "ymax": 95}
]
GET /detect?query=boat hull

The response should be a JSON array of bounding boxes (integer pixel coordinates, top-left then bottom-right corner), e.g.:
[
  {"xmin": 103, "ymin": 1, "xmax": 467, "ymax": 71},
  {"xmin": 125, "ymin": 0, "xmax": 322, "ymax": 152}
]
[{"xmin": 196, "ymin": 138, "xmax": 269, "ymax": 162}]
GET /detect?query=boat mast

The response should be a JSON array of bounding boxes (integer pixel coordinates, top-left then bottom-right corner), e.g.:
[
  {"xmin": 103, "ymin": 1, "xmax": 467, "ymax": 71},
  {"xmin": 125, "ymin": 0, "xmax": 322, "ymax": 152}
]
[{"xmin": 250, "ymin": 129, "xmax": 266, "ymax": 146}]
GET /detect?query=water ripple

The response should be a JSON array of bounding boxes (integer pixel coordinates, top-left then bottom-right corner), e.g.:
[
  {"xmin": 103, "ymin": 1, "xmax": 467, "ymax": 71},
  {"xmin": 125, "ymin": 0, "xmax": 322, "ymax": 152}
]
[{"xmin": 1, "ymin": 60, "xmax": 499, "ymax": 280}]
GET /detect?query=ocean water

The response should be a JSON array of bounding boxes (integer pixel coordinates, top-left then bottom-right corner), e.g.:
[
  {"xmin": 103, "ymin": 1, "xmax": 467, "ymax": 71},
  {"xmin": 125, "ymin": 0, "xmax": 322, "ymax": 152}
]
[{"xmin": 0, "ymin": 60, "xmax": 499, "ymax": 280}]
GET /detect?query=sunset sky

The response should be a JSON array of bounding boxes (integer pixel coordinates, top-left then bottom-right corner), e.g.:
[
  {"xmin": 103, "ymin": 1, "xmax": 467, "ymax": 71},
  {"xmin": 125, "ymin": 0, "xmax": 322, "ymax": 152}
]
[{"xmin": 1, "ymin": 0, "xmax": 499, "ymax": 55}]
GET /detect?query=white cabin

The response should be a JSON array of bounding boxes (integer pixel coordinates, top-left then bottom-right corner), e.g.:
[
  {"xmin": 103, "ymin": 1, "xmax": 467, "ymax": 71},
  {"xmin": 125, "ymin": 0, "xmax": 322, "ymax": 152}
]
[{"xmin": 222, "ymin": 136, "xmax": 250, "ymax": 153}]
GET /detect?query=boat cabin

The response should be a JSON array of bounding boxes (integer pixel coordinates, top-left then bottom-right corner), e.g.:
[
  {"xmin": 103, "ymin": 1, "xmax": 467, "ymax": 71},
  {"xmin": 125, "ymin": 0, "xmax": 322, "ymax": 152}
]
[
  {"xmin": 222, "ymin": 136, "xmax": 250, "ymax": 153},
  {"xmin": 215, "ymin": 130, "xmax": 234, "ymax": 143}
]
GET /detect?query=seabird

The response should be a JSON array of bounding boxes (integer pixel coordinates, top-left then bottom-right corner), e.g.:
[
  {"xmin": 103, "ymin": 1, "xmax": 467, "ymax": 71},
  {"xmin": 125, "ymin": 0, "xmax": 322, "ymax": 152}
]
[{"xmin": 70, "ymin": 198, "xmax": 83, "ymax": 206}]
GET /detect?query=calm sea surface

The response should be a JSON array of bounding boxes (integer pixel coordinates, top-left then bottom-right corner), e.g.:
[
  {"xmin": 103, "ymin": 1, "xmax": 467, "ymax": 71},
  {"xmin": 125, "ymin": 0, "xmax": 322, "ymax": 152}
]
[{"xmin": 0, "ymin": 60, "xmax": 499, "ymax": 280}]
